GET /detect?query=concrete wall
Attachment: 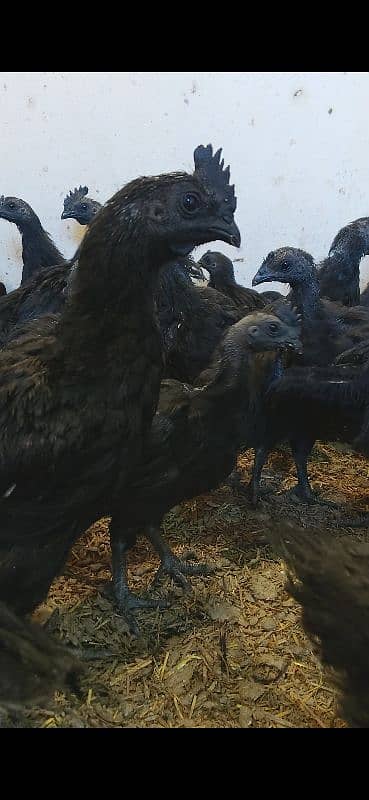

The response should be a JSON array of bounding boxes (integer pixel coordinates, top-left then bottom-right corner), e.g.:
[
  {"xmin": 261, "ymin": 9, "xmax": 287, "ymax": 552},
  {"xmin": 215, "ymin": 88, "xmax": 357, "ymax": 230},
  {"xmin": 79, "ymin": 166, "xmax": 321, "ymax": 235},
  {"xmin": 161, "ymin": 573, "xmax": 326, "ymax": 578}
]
[{"xmin": 1, "ymin": 71, "xmax": 369, "ymax": 293}]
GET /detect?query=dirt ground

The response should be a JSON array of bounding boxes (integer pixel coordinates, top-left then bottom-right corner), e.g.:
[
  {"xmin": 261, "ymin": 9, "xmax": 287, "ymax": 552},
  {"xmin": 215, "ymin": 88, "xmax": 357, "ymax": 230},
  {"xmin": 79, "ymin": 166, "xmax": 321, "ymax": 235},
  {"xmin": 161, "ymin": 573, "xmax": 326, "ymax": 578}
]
[{"xmin": 9, "ymin": 442, "xmax": 369, "ymax": 729}]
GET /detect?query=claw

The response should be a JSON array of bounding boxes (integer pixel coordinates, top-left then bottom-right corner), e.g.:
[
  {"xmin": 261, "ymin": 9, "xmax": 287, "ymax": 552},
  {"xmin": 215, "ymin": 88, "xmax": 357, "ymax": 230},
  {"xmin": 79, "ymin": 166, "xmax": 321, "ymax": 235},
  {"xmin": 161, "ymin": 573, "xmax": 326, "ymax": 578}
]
[
  {"xmin": 283, "ymin": 487, "xmax": 340, "ymax": 508},
  {"xmin": 152, "ymin": 554, "xmax": 214, "ymax": 591},
  {"xmin": 103, "ymin": 580, "xmax": 169, "ymax": 635}
]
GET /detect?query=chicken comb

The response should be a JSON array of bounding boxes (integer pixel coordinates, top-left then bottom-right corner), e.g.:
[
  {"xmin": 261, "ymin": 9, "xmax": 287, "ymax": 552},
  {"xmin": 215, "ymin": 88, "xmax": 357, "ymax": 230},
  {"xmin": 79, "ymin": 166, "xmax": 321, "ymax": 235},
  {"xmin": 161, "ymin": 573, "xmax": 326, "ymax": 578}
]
[
  {"xmin": 268, "ymin": 299, "xmax": 302, "ymax": 330},
  {"xmin": 193, "ymin": 144, "xmax": 236, "ymax": 212},
  {"xmin": 63, "ymin": 185, "xmax": 89, "ymax": 211}
]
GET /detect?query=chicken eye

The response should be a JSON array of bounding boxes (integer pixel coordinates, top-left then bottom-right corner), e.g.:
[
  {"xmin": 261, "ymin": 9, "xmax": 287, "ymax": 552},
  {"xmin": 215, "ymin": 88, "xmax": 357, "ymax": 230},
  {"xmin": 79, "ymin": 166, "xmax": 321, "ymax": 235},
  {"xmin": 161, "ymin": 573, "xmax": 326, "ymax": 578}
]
[
  {"xmin": 280, "ymin": 262, "xmax": 289, "ymax": 271},
  {"xmin": 269, "ymin": 323, "xmax": 279, "ymax": 333},
  {"xmin": 81, "ymin": 204, "xmax": 88, "ymax": 211},
  {"xmin": 249, "ymin": 326, "xmax": 259, "ymax": 336},
  {"xmin": 8, "ymin": 202, "xmax": 16, "ymax": 210},
  {"xmin": 182, "ymin": 193, "xmax": 200, "ymax": 213}
]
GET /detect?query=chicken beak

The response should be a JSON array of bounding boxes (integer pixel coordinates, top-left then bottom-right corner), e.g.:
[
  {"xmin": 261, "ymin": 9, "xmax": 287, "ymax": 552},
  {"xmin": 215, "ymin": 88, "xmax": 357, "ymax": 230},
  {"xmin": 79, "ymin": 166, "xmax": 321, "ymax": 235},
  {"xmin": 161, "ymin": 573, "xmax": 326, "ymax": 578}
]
[
  {"xmin": 252, "ymin": 267, "xmax": 272, "ymax": 287},
  {"xmin": 208, "ymin": 219, "xmax": 241, "ymax": 248}
]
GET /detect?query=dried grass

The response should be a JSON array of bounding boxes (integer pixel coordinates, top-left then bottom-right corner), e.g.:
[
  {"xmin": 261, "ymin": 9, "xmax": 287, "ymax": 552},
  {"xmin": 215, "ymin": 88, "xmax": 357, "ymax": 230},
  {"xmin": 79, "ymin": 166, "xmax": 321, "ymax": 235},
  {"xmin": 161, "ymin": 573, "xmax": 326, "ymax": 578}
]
[{"xmin": 14, "ymin": 441, "xmax": 369, "ymax": 728}]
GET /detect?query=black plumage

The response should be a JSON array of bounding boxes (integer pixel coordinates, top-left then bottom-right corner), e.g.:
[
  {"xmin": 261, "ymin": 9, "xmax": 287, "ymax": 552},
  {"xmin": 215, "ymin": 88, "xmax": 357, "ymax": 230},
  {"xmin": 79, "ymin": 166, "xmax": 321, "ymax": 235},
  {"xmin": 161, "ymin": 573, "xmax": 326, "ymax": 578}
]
[
  {"xmin": 271, "ymin": 522, "xmax": 369, "ymax": 728},
  {"xmin": 107, "ymin": 311, "xmax": 301, "ymax": 631},
  {"xmin": 198, "ymin": 250, "xmax": 269, "ymax": 310},
  {"xmin": 0, "ymin": 196, "xmax": 66, "ymax": 286},
  {"xmin": 0, "ymin": 602, "xmax": 81, "ymax": 709},
  {"xmin": 61, "ymin": 185, "xmax": 102, "ymax": 226},
  {"xmin": 0, "ymin": 143, "xmax": 240, "ymax": 621},
  {"xmin": 240, "ymin": 247, "xmax": 369, "ymax": 501},
  {"xmin": 360, "ymin": 282, "xmax": 369, "ymax": 307},
  {"xmin": 157, "ymin": 261, "xmax": 245, "ymax": 382},
  {"xmin": 252, "ymin": 247, "xmax": 369, "ymax": 366},
  {"xmin": 316, "ymin": 217, "xmax": 369, "ymax": 306},
  {"xmin": 250, "ymin": 359, "xmax": 367, "ymax": 502},
  {"xmin": 0, "ymin": 263, "xmax": 72, "ymax": 344},
  {"xmin": 335, "ymin": 337, "xmax": 369, "ymax": 366}
]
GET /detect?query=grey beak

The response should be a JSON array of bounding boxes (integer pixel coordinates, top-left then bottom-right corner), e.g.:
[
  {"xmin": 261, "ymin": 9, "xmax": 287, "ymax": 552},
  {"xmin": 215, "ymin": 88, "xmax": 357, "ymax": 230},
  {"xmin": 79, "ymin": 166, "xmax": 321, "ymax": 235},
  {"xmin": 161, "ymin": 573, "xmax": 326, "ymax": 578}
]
[
  {"xmin": 252, "ymin": 268, "xmax": 272, "ymax": 287},
  {"xmin": 211, "ymin": 219, "xmax": 241, "ymax": 248}
]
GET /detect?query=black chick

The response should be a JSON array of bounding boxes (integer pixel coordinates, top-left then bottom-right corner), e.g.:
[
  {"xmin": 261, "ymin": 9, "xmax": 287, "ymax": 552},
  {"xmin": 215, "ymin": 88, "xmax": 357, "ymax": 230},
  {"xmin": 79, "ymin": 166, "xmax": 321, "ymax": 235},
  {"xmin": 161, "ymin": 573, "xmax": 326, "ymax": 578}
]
[
  {"xmin": 248, "ymin": 359, "xmax": 367, "ymax": 504},
  {"xmin": 317, "ymin": 216, "xmax": 369, "ymax": 306},
  {"xmin": 270, "ymin": 522, "xmax": 369, "ymax": 728},
  {"xmin": 0, "ymin": 602, "xmax": 82, "ymax": 710},
  {"xmin": 61, "ymin": 185, "xmax": 102, "ymax": 226},
  {"xmin": 0, "ymin": 196, "xmax": 66, "ymax": 286},
  {"xmin": 252, "ymin": 247, "xmax": 369, "ymax": 366},
  {"xmin": 0, "ymin": 143, "xmax": 240, "ymax": 620},
  {"xmin": 238, "ymin": 247, "xmax": 369, "ymax": 503},
  {"xmin": 198, "ymin": 250, "xmax": 270, "ymax": 310},
  {"xmin": 107, "ymin": 311, "xmax": 301, "ymax": 631}
]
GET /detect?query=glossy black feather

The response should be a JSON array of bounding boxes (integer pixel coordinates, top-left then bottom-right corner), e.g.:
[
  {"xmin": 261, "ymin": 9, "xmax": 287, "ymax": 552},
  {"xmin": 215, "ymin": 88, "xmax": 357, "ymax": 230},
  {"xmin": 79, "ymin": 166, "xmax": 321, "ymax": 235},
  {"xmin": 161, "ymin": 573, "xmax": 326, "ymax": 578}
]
[
  {"xmin": 0, "ymin": 145, "xmax": 241, "ymax": 617},
  {"xmin": 272, "ymin": 523, "xmax": 369, "ymax": 728}
]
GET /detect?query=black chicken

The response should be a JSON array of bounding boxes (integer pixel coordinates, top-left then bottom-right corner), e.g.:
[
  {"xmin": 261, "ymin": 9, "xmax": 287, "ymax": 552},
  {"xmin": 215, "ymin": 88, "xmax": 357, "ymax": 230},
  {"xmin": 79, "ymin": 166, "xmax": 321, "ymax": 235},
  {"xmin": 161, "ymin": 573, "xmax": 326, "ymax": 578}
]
[
  {"xmin": 0, "ymin": 602, "xmax": 81, "ymax": 709},
  {"xmin": 198, "ymin": 250, "xmax": 272, "ymax": 309},
  {"xmin": 107, "ymin": 310, "xmax": 302, "ymax": 631},
  {"xmin": 231, "ymin": 247, "xmax": 369, "ymax": 502},
  {"xmin": 0, "ymin": 143, "xmax": 240, "ymax": 622},
  {"xmin": 61, "ymin": 186, "xmax": 102, "ymax": 226},
  {"xmin": 270, "ymin": 522, "xmax": 369, "ymax": 728},
  {"xmin": 247, "ymin": 359, "xmax": 368, "ymax": 503},
  {"xmin": 157, "ymin": 261, "xmax": 245, "ymax": 382},
  {"xmin": 0, "ymin": 263, "xmax": 73, "ymax": 345},
  {"xmin": 317, "ymin": 216, "xmax": 369, "ymax": 306},
  {"xmin": 252, "ymin": 247, "xmax": 369, "ymax": 366},
  {"xmin": 0, "ymin": 196, "xmax": 66, "ymax": 286}
]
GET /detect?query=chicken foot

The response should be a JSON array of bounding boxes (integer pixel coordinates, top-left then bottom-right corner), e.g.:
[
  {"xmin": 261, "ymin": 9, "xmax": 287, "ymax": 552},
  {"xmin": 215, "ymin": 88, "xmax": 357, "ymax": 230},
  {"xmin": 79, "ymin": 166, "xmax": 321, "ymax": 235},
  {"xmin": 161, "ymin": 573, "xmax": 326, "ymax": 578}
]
[
  {"xmin": 109, "ymin": 526, "xmax": 169, "ymax": 635},
  {"xmin": 146, "ymin": 525, "xmax": 214, "ymax": 590}
]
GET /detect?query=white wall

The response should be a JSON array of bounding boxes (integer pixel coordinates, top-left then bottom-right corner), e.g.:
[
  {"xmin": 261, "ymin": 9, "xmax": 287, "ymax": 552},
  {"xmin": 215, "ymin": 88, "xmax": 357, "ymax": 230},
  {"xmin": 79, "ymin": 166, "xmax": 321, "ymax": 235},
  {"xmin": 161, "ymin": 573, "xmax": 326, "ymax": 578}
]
[{"xmin": 1, "ymin": 71, "xmax": 369, "ymax": 293}]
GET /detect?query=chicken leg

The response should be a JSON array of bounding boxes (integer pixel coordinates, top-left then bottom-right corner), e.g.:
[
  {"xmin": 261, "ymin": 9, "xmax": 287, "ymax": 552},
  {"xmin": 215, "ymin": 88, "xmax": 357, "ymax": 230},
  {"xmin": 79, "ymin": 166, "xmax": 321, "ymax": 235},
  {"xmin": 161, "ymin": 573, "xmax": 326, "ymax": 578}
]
[
  {"xmin": 288, "ymin": 436, "xmax": 350, "ymax": 509},
  {"xmin": 109, "ymin": 523, "xmax": 169, "ymax": 635},
  {"xmin": 246, "ymin": 446, "xmax": 269, "ymax": 505},
  {"xmin": 146, "ymin": 525, "xmax": 214, "ymax": 590}
]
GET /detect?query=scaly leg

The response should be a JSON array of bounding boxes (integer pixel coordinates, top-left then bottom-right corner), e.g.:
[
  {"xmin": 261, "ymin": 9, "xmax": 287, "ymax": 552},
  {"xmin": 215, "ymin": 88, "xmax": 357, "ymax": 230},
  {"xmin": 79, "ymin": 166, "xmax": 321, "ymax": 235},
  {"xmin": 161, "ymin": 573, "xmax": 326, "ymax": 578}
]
[
  {"xmin": 146, "ymin": 525, "xmax": 214, "ymax": 591},
  {"xmin": 289, "ymin": 437, "xmax": 346, "ymax": 508},
  {"xmin": 289, "ymin": 437, "xmax": 316, "ymax": 503},
  {"xmin": 108, "ymin": 523, "xmax": 168, "ymax": 635},
  {"xmin": 246, "ymin": 447, "xmax": 269, "ymax": 505}
]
